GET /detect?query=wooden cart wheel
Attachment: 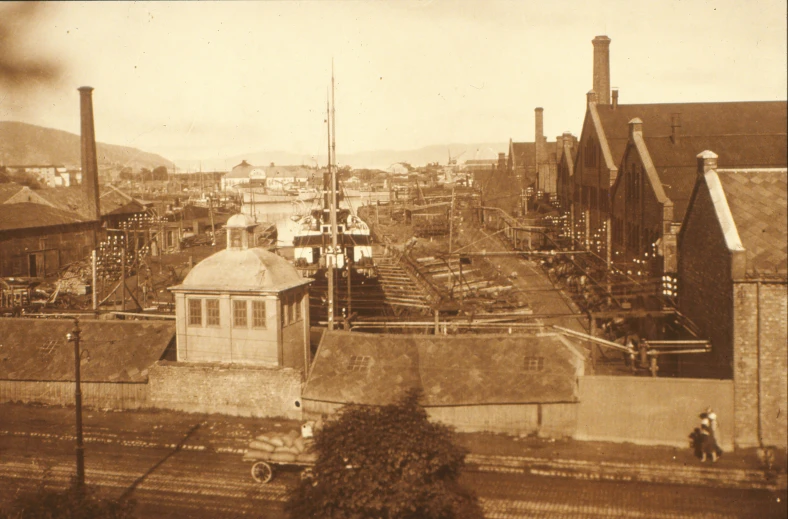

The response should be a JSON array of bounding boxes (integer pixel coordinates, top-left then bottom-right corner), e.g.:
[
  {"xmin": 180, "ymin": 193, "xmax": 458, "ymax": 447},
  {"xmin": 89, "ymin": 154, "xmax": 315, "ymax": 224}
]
[{"xmin": 251, "ymin": 461, "xmax": 273, "ymax": 484}]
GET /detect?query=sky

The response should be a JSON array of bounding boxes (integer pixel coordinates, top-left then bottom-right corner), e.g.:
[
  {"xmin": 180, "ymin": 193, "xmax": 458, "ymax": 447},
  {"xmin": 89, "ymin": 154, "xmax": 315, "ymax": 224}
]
[{"xmin": 1, "ymin": 0, "xmax": 786, "ymax": 169}]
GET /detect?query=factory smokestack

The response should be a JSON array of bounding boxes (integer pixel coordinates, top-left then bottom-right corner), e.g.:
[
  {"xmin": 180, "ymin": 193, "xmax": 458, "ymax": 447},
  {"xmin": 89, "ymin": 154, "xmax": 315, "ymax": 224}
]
[{"xmin": 79, "ymin": 86, "xmax": 101, "ymax": 221}]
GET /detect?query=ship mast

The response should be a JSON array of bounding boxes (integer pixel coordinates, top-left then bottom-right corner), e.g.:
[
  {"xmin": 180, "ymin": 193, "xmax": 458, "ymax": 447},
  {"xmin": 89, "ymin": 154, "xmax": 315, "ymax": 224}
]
[
  {"xmin": 326, "ymin": 89, "xmax": 335, "ymax": 331},
  {"xmin": 330, "ymin": 62, "xmax": 339, "ymax": 260}
]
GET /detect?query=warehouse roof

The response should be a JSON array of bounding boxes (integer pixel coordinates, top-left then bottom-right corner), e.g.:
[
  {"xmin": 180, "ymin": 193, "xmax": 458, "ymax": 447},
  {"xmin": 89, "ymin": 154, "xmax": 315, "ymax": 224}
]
[
  {"xmin": 302, "ymin": 332, "xmax": 586, "ymax": 407},
  {"xmin": 0, "ymin": 318, "xmax": 175, "ymax": 382}
]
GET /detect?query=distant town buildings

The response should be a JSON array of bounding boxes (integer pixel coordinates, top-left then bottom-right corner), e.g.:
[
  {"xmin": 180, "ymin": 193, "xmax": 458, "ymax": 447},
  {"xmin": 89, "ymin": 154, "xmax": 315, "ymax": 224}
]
[{"xmin": 221, "ymin": 160, "xmax": 316, "ymax": 191}]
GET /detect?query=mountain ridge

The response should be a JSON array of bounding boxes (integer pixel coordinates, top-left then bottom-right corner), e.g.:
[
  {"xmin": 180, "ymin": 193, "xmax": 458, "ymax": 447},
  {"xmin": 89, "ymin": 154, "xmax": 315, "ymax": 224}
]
[
  {"xmin": 174, "ymin": 142, "xmax": 509, "ymax": 172},
  {"xmin": 0, "ymin": 121, "xmax": 174, "ymax": 171}
]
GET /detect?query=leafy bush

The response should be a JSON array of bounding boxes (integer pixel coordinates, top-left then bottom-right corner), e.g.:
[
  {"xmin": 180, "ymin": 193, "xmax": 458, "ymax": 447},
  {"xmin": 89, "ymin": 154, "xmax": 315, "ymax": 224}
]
[
  {"xmin": 0, "ymin": 480, "xmax": 135, "ymax": 519},
  {"xmin": 285, "ymin": 390, "xmax": 483, "ymax": 519}
]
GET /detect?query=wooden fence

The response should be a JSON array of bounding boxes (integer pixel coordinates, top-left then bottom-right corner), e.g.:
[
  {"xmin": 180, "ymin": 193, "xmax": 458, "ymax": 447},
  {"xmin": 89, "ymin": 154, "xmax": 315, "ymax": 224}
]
[{"xmin": 0, "ymin": 379, "xmax": 149, "ymax": 410}]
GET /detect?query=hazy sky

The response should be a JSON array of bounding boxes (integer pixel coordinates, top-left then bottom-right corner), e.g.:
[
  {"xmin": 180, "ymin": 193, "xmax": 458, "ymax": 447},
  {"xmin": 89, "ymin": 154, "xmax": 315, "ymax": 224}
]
[{"xmin": 1, "ymin": 0, "xmax": 786, "ymax": 168}]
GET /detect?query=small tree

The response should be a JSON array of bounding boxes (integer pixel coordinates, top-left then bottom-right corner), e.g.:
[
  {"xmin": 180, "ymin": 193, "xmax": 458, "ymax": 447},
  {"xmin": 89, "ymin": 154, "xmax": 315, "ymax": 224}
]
[{"xmin": 286, "ymin": 390, "xmax": 484, "ymax": 519}]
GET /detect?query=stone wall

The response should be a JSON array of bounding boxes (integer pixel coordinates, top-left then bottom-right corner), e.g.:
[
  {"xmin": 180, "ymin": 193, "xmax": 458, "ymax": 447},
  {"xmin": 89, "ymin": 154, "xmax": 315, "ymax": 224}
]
[
  {"xmin": 733, "ymin": 282, "xmax": 788, "ymax": 449},
  {"xmin": 576, "ymin": 376, "xmax": 735, "ymax": 451},
  {"xmin": 148, "ymin": 361, "xmax": 304, "ymax": 420}
]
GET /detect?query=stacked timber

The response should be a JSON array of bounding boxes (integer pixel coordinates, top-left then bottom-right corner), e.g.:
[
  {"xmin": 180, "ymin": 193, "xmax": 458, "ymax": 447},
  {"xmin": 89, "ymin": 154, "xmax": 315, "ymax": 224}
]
[
  {"xmin": 243, "ymin": 429, "xmax": 317, "ymax": 464},
  {"xmin": 376, "ymin": 256, "xmax": 431, "ymax": 309}
]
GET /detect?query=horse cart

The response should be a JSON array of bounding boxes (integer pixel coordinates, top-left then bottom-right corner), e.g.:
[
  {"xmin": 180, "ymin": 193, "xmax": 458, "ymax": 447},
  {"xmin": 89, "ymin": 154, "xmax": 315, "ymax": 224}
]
[{"xmin": 243, "ymin": 427, "xmax": 317, "ymax": 484}]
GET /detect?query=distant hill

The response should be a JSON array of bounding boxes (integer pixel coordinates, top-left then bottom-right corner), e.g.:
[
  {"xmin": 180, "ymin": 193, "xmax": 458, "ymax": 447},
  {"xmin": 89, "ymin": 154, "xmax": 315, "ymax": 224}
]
[
  {"xmin": 174, "ymin": 142, "xmax": 509, "ymax": 172},
  {"xmin": 0, "ymin": 121, "xmax": 174, "ymax": 171}
]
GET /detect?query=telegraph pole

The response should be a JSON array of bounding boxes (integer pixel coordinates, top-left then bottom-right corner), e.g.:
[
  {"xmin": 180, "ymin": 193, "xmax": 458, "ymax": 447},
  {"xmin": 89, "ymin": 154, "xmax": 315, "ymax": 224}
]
[{"xmin": 67, "ymin": 319, "xmax": 85, "ymax": 488}]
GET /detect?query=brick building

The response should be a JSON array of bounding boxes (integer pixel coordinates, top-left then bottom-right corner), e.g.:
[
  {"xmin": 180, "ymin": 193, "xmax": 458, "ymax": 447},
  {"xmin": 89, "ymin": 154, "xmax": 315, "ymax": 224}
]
[
  {"xmin": 564, "ymin": 35, "xmax": 787, "ymax": 257},
  {"xmin": 507, "ymin": 107, "xmax": 567, "ymax": 198},
  {"xmin": 678, "ymin": 151, "xmax": 786, "ymax": 448},
  {"xmin": 610, "ymin": 107, "xmax": 787, "ymax": 282}
]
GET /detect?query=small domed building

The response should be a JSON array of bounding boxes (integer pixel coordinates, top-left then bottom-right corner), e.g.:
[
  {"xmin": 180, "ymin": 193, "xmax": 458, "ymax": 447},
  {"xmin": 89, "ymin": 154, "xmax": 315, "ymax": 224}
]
[{"xmin": 169, "ymin": 214, "xmax": 312, "ymax": 370}]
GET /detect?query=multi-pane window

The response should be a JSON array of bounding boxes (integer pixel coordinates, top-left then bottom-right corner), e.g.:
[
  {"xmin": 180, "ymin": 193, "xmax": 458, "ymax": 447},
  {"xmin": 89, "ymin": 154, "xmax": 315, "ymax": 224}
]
[
  {"xmin": 523, "ymin": 356, "xmax": 545, "ymax": 372},
  {"xmin": 252, "ymin": 300, "xmax": 267, "ymax": 329},
  {"xmin": 347, "ymin": 355, "xmax": 371, "ymax": 372},
  {"xmin": 233, "ymin": 300, "xmax": 248, "ymax": 327},
  {"xmin": 188, "ymin": 299, "xmax": 202, "ymax": 327},
  {"xmin": 206, "ymin": 299, "xmax": 220, "ymax": 326}
]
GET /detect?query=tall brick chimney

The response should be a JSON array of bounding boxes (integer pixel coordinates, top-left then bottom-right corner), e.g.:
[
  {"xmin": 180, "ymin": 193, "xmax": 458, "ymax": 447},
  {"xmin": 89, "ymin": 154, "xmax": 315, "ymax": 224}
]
[
  {"xmin": 535, "ymin": 107, "xmax": 546, "ymax": 165},
  {"xmin": 592, "ymin": 35, "xmax": 611, "ymax": 106},
  {"xmin": 79, "ymin": 86, "xmax": 101, "ymax": 221}
]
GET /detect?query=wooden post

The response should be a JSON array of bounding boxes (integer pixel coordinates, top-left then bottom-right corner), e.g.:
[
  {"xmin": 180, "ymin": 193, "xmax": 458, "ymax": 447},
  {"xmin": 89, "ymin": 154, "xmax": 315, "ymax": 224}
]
[
  {"xmin": 448, "ymin": 185, "xmax": 455, "ymax": 254},
  {"xmin": 589, "ymin": 315, "xmax": 597, "ymax": 371},
  {"xmin": 121, "ymin": 246, "xmax": 126, "ymax": 312},
  {"xmin": 209, "ymin": 197, "xmax": 216, "ymax": 246},
  {"xmin": 434, "ymin": 309, "xmax": 439, "ymax": 335},
  {"xmin": 606, "ymin": 217, "xmax": 612, "ymax": 303},
  {"xmin": 91, "ymin": 249, "xmax": 97, "ymax": 312}
]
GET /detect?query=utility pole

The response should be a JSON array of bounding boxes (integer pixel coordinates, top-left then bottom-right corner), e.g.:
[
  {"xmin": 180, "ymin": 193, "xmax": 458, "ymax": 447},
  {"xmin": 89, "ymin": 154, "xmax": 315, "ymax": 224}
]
[
  {"xmin": 91, "ymin": 249, "xmax": 97, "ymax": 312},
  {"xmin": 208, "ymin": 196, "xmax": 216, "ymax": 246},
  {"xmin": 121, "ymin": 240, "xmax": 127, "ymax": 312},
  {"xmin": 67, "ymin": 319, "xmax": 85, "ymax": 488},
  {"xmin": 448, "ymin": 185, "xmax": 455, "ymax": 254}
]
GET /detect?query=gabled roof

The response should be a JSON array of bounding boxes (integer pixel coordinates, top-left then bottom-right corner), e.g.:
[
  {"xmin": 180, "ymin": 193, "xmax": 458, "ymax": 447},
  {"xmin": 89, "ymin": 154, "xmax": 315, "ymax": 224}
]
[
  {"xmin": 100, "ymin": 185, "xmax": 147, "ymax": 216},
  {"xmin": 0, "ymin": 183, "xmax": 25, "ymax": 204},
  {"xmin": 715, "ymin": 169, "xmax": 787, "ymax": 278},
  {"xmin": 510, "ymin": 142, "xmax": 535, "ymax": 169},
  {"xmin": 0, "ymin": 202, "xmax": 89, "ymax": 231},
  {"xmin": 35, "ymin": 186, "xmax": 94, "ymax": 220},
  {"xmin": 302, "ymin": 332, "xmax": 585, "ymax": 407},
  {"xmin": 594, "ymin": 100, "xmax": 787, "ymax": 174},
  {"xmin": 0, "ymin": 318, "xmax": 175, "ymax": 382}
]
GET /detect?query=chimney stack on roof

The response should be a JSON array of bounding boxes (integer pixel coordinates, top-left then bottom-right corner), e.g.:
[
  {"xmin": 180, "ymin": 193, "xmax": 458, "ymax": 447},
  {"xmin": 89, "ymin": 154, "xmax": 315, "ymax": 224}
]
[
  {"xmin": 592, "ymin": 35, "xmax": 611, "ymax": 105},
  {"xmin": 612, "ymin": 88, "xmax": 619, "ymax": 109},
  {"xmin": 586, "ymin": 90, "xmax": 597, "ymax": 107},
  {"xmin": 697, "ymin": 150, "xmax": 718, "ymax": 175},
  {"xmin": 78, "ymin": 86, "xmax": 101, "ymax": 221},
  {"xmin": 671, "ymin": 113, "xmax": 682, "ymax": 145},
  {"xmin": 629, "ymin": 117, "xmax": 643, "ymax": 138},
  {"xmin": 535, "ymin": 107, "xmax": 546, "ymax": 165}
]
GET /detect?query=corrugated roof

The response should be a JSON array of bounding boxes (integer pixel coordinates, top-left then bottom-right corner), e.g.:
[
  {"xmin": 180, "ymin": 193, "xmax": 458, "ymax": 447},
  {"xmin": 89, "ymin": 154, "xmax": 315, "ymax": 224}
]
[
  {"xmin": 717, "ymin": 169, "xmax": 787, "ymax": 277},
  {"xmin": 0, "ymin": 318, "xmax": 175, "ymax": 382},
  {"xmin": 302, "ymin": 332, "xmax": 585, "ymax": 406},
  {"xmin": 0, "ymin": 203, "xmax": 89, "ymax": 231}
]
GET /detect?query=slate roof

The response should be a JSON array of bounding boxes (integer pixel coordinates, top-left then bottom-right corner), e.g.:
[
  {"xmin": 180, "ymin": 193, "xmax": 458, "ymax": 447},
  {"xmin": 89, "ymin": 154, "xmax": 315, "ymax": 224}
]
[
  {"xmin": 0, "ymin": 318, "xmax": 175, "ymax": 382},
  {"xmin": 302, "ymin": 332, "xmax": 585, "ymax": 407},
  {"xmin": 597, "ymin": 101, "xmax": 788, "ymax": 173},
  {"xmin": 0, "ymin": 183, "xmax": 25, "ymax": 204},
  {"xmin": 636, "ymin": 134, "xmax": 787, "ymax": 221},
  {"xmin": 0, "ymin": 203, "xmax": 89, "ymax": 231},
  {"xmin": 511, "ymin": 142, "xmax": 536, "ymax": 169},
  {"xmin": 717, "ymin": 169, "xmax": 787, "ymax": 278},
  {"xmin": 34, "ymin": 186, "xmax": 92, "ymax": 219}
]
